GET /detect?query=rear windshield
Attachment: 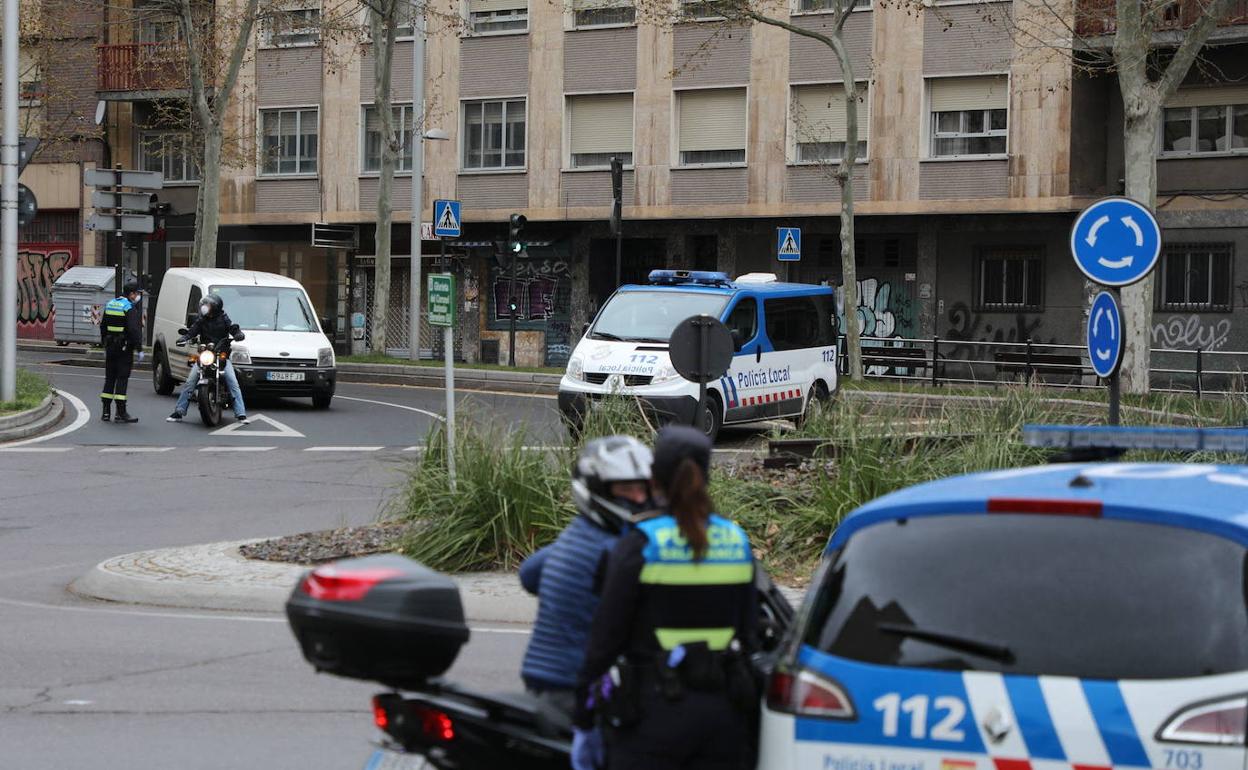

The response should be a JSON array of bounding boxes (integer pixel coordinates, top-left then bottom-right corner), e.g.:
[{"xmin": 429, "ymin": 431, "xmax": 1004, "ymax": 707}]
[
  {"xmin": 804, "ymin": 514, "xmax": 1248, "ymax": 679},
  {"xmin": 210, "ymin": 285, "xmax": 318, "ymax": 333},
  {"xmin": 591, "ymin": 291, "xmax": 730, "ymax": 343}
]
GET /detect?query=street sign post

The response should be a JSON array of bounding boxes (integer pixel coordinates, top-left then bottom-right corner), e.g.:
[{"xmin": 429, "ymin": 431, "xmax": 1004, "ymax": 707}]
[
  {"xmin": 668, "ymin": 315, "xmax": 734, "ymax": 434},
  {"xmin": 428, "ymin": 273, "xmax": 457, "ymax": 488},
  {"xmin": 1069, "ymin": 196, "xmax": 1162, "ymax": 286},
  {"xmin": 85, "ymin": 213, "xmax": 155, "ymax": 234},
  {"xmin": 433, "ymin": 199, "xmax": 461, "ymax": 239},
  {"xmin": 777, "ymin": 227, "xmax": 801, "ymax": 262},
  {"xmin": 84, "ymin": 168, "xmax": 164, "ymax": 190}
]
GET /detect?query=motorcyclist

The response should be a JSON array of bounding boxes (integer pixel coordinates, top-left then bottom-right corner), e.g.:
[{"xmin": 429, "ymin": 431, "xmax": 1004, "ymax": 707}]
[
  {"xmin": 519, "ymin": 436, "xmax": 655, "ymax": 715},
  {"xmin": 167, "ymin": 293, "xmax": 249, "ymax": 424}
]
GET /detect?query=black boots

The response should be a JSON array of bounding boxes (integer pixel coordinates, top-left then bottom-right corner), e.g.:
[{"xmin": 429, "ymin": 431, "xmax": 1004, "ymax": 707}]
[
  {"xmin": 113, "ymin": 402, "xmax": 138, "ymax": 423},
  {"xmin": 101, "ymin": 399, "xmax": 111, "ymax": 422}
]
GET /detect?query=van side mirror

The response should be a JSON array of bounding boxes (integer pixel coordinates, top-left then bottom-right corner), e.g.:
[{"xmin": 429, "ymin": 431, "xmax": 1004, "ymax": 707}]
[{"xmin": 321, "ymin": 317, "xmax": 332, "ymax": 333}]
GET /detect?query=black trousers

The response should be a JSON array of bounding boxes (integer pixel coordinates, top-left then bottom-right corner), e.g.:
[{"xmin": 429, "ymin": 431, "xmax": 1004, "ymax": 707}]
[
  {"xmin": 103, "ymin": 343, "xmax": 134, "ymax": 404},
  {"xmin": 607, "ymin": 689, "xmax": 751, "ymax": 770}
]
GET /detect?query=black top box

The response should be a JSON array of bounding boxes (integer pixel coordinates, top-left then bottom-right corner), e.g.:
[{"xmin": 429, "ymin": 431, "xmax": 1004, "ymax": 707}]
[{"xmin": 286, "ymin": 554, "xmax": 470, "ymax": 689}]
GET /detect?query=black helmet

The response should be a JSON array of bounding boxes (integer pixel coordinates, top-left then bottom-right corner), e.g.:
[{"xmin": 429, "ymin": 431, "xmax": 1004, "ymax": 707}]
[
  {"xmin": 202, "ymin": 294, "xmax": 223, "ymax": 315},
  {"xmin": 571, "ymin": 435, "xmax": 654, "ymax": 533},
  {"xmin": 123, "ymin": 280, "xmax": 141, "ymax": 295},
  {"xmin": 651, "ymin": 425, "xmax": 712, "ymax": 493}
]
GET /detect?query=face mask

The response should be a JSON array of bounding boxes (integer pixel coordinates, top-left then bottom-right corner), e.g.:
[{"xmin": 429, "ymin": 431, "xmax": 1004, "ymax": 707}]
[{"xmin": 200, "ymin": 304, "xmax": 211, "ymax": 316}]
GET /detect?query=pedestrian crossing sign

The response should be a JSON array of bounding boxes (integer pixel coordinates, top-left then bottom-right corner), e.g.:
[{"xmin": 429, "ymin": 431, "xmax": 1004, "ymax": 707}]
[
  {"xmin": 777, "ymin": 227, "xmax": 801, "ymax": 262},
  {"xmin": 433, "ymin": 199, "xmax": 462, "ymax": 238}
]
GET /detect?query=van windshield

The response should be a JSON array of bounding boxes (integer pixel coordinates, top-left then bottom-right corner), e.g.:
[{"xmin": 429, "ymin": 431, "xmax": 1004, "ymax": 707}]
[
  {"xmin": 592, "ymin": 291, "xmax": 730, "ymax": 342},
  {"xmin": 210, "ymin": 285, "xmax": 319, "ymax": 333}
]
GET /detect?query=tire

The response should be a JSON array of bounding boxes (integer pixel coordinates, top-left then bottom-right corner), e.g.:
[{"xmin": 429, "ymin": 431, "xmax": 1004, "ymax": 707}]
[
  {"xmin": 796, "ymin": 381, "xmax": 830, "ymax": 429},
  {"xmin": 698, "ymin": 392, "xmax": 723, "ymax": 443},
  {"xmin": 56, "ymin": 340, "xmax": 69, "ymax": 347},
  {"xmin": 312, "ymin": 390, "xmax": 333, "ymax": 409},
  {"xmin": 152, "ymin": 346, "xmax": 175, "ymax": 395},
  {"xmin": 197, "ymin": 380, "xmax": 222, "ymax": 427}
]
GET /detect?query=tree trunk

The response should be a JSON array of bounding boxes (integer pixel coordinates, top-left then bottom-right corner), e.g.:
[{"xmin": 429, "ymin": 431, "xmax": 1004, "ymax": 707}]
[
  {"xmin": 838, "ymin": 79, "xmax": 862, "ymax": 382},
  {"xmin": 370, "ymin": 4, "xmax": 398, "ymax": 355},
  {"xmin": 1118, "ymin": 102, "xmax": 1160, "ymax": 394},
  {"xmin": 192, "ymin": 127, "xmax": 223, "ymax": 268}
]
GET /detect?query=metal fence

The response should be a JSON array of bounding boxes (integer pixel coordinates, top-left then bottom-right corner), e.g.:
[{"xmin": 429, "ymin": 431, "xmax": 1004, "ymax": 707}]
[{"xmin": 838, "ymin": 335, "xmax": 1248, "ymax": 397}]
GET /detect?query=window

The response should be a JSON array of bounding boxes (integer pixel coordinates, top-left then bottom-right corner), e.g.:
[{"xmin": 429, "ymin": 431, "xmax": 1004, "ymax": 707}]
[
  {"xmin": 140, "ymin": 132, "xmax": 200, "ymax": 183},
  {"xmin": 362, "ymin": 104, "xmax": 414, "ymax": 172},
  {"xmin": 573, "ymin": 0, "xmax": 635, "ymax": 26},
  {"xmin": 263, "ymin": 5, "xmax": 321, "ymax": 47},
  {"xmin": 978, "ymin": 249, "xmax": 1042, "ymax": 310},
  {"xmin": 462, "ymin": 99, "xmax": 525, "ymax": 170},
  {"xmin": 725, "ymin": 297, "xmax": 758, "ymax": 350},
  {"xmin": 1161, "ymin": 87, "xmax": 1248, "ymax": 155},
  {"xmin": 1159, "ymin": 243, "xmax": 1233, "ymax": 312},
  {"xmin": 140, "ymin": 17, "xmax": 182, "ymax": 44},
  {"xmin": 791, "ymin": 84, "xmax": 868, "ymax": 163},
  {"xmin": 467, "ymin": 0, "xmax": 528, "ymax": 34},
  {"xmin": 802, "ymin": 515, "xmax": 1248, "ymax": 678},
  {"xmin": 567, "ymin": 93, "xmax": 633, "ymax": 169},
  {"xmin": 680, "ymin": 0, "xmax": 725, "ymax": 19},
  {"xmin": 677, "ymin": 88, "xmax": 747, "ymax": 166},
  {"xmin": 929, "ymin": 76, "xmax": 1008, "ymax": 158},
  {"xmin": 186, "ymin": 285, "xmax": 202, "ymax": 326},
  {"xmin": 764, "ymin": 295, "xmax": 834, "ymax": 351},
  {"xmin": 260, "ymin": 108, "xmax": 318, "ymax": 175},
  {"xmin": 797, "ymin": 0, "xmax": 870, "ymax": 12},
  {"xmin": 590, "ymin": 291, "xmax": 730, "ymax": 342}
]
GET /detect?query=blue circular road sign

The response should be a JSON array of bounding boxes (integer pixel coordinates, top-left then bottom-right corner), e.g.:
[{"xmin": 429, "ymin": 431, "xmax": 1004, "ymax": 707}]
[
  {"xmin": 1069, "ymin": 197, "xmax": 1162, "ymax": 287},
  {"xmin": 1087, "ymin": 290, "xmax": 1123, "ymax": 379}
]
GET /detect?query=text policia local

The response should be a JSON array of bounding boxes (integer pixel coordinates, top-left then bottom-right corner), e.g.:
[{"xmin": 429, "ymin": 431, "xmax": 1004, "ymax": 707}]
[{"xmin": 737, "ymin": 365, "xmax": 792, "ymax": 388}]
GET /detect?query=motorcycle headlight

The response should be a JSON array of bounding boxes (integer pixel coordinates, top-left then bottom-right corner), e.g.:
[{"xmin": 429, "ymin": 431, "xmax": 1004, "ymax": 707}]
[
  {"xmin": 565, "ymin": 356, "xmax": 584, "ymax": 381},
  {"xmin": 230, "ymin": 347, "xmax": 251, "ymax": 365},
  {"xmin": 197, "ymin": 350, "xmax": 215, "ymax": 367},
  {"xmin": 317, "ymin": 347, "xmax": 335, "ymax": 368},
  {"xmin": 651, "ymin": 365, "xmax": 682, "ymax": 384}
]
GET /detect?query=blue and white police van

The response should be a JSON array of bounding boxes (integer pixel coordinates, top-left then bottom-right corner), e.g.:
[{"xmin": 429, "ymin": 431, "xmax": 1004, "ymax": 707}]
[
  {"xmin": 559, "ymin": 270, "xmax": 839, "ymax": 440},
  {"xmin": 759, "ymin": 440, "xmax": 1248, "ymax": 770}
]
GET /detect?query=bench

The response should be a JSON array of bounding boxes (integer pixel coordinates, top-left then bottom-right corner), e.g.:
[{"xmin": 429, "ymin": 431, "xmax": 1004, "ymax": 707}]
[
  {"xmin": 862, "ymin": 346, "xmax": 930, "ymax": 373},
  {"xmin": 993, "ymin": 351, "xmax": 1083, "ymax": 380}
]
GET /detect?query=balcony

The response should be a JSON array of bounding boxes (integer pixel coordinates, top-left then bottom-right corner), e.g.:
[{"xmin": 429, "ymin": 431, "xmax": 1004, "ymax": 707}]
[
  {"xmin": 1076, "ymin": 0, "xmax": 1248, "ymax": 37},
  {"xmin": 97, "ymin": 43, "xmax": 190, "ymax": 100}
]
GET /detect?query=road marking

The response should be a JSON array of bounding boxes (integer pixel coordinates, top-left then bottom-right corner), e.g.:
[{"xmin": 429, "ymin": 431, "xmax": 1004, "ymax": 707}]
[
  {"xmin": 402, "ymin": 446, "xmax": 425, "ymax": 452},
  {"xmin": 99, "ymin": 447, "xmax": 176, "ymax": 453},
  {"xmin": 0, "ymin": 388, "xmax": 91, "ymax": 448},
  {"xmin": 63, "ymin": 700, "xmax": 94, "ymax": 706},
  {"xmin": 210, "ymin": 413, "xmax": 305, "ymax": 438},
  {"xmin": 335, "ymin": 394, "xmax": 445, "ymax": 422},
  {"xmin": 305, "ymin": 446, "xmax": 384, "ymax": 452},
  {"xmin": 0, "ymin": 446, "xmax": 74, "ymax": 453},
  {"xmin": 199, "ymin": 446, "xmax": 277, "ymax": 453}
]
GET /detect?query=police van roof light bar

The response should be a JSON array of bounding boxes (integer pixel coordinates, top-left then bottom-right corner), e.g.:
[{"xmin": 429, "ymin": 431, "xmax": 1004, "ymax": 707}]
[
  {"xmin": 647, "ymin": 270, "xmax": 733, "ymax": 287},
  {"xmin": 1023, "ymin": 425, "xmax": 1248, "ymax": 454}
]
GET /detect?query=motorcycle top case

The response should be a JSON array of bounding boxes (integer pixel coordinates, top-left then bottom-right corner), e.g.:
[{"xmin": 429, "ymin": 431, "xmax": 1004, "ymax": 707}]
[{"xmin": 286, "ymin": 554, "xmax": 470, "ymax": 688}]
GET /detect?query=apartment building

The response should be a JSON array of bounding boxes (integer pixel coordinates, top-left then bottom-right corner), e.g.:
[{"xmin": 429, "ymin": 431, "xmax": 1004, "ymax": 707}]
[{"xmin": 88, "ymin": 0, "xmax": 1248, "ymax": 367}]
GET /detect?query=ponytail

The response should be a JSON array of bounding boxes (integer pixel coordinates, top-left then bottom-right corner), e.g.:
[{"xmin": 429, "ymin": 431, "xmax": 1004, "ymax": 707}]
[{"xmin": 667, "ymin": 457, "xmax": 712, "ymax": 561}]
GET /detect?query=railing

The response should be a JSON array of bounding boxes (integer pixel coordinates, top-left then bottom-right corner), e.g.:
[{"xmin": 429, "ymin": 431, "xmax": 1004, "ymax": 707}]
[
  {"xmin": 97, "ymin": 43, "xmax": 189, "ymax": 93},
  {"xmin": 1075, "ymin": 0, "xmax": 1248, "ymax": 36},
  {"xmin": 837, "ymin": 334, "xmax": 1248, "ymax": 397}
]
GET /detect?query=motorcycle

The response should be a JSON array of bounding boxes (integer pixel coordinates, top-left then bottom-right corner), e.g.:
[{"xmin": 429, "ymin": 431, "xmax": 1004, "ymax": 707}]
[
  {"xmin": 286, "ymin": 554, "xmax": 794, "ymax": 770},
  {"xmin": 174, "ymin": 329, "xmax": 239, "ymax": 427}
]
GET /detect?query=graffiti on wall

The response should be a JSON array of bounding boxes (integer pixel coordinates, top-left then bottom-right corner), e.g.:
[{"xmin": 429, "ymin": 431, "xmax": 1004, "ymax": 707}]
[
  {"xmin": 17, "ymin": 246, "xmax": 76, "ymax": 340},
  {"xmin": 488, "ymin": 257, "xmax": 572, "ymax": 367},
  {"xmin": 945, "ymin": 302, "xmax": 1053, "ymax": 359},
  {"xmin": 836, "ymin": 278, "xmax": 916, "ymax": 375},
  {"xmin": 1152, "ymin": 315, "xmax": 1232, "ymax": 351}
]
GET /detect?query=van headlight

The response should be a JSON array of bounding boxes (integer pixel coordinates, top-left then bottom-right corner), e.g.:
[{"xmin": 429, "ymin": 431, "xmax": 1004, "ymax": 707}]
[
  {"xmin": 318, "ymin": 347, "xmax": 335, "ymax": 368},
  {"xmin": 230, "ymin": 347, "xmax": 251, "ymax": 365},
  {"xmin": 565, "ymin": 356, "xmax": 584, "ymax": 381},
  {"xmin": 651, "ymin": 365, "xmax": 682, "ymax": 385}
]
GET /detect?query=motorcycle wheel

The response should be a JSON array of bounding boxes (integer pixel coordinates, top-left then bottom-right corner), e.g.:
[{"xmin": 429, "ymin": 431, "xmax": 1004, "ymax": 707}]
[{"xmin": 197, "ymin": 380, "xmax": 222, "ymax": 427}]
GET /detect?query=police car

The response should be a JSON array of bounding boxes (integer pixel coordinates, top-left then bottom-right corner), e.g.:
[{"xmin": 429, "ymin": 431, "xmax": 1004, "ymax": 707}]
[
  {"xmin": 559, "ymin": 270, "xmax": 839, "ymax": 440},
  {"xmin": 760, "ymin": 439, "xmax": 1248, "ymax": 770}
]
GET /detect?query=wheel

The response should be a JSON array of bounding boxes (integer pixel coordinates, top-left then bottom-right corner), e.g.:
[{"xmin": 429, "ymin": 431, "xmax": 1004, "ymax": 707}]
[
  {"xmin": 197, "ymin": 381, "xmax": 222, "ymax": 427},
  {"xmin": 796, "ymin": 381, "xmax": 830, "ymax": 429},
  {"xmin": 312, "ymin": 390, "xmax": 333, "ymax": 409},
  {"xmin": 152, "ymin": 346, "xmax": 174, "ymax": 395},
  {"xmin": 697, "ymin": 392, "xmax": 723, "ymax": 443},
  {"xmin": 56, "ymin": 340, "xmax": 69, "ymax": 347}
]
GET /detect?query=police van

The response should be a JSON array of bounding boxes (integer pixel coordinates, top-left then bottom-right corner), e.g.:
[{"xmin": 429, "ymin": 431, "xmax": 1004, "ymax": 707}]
[
  {"xmin": 558, "ymin": 270, "xmax": 839, "ymax": 440},
  {"xmin": 759, "ymin": 439, "xmax": 1248, "ymax": 770}
]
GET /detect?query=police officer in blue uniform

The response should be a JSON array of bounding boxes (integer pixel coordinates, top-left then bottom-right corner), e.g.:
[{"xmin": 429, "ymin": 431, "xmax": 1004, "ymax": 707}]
[
  {"xmin": 573, "ymin": 425, "xmax": 759, "ymax": 770},
  {"xmin": 100, "ymin": 281, "xmax": 144, "ymax": 424}
]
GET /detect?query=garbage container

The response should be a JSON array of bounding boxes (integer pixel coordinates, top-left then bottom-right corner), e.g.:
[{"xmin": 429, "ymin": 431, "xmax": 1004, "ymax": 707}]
[{"xmin": 52, "ymin": 267, "xmax": 137, "ymax": 346}]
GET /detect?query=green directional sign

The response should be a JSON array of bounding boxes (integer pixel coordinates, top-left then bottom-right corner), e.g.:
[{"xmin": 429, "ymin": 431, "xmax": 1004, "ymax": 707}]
[{"xmin": 428, "ymin": 273, "xmax": 456, "ymax": 327}]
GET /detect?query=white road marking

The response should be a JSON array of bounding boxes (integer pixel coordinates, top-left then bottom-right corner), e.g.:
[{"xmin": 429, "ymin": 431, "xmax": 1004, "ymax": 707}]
[
  {"xmin": 0, "ymin": 388, "xmax": 91, "ymax": 448},
  {"xmin": 305, "ymin": 446, "xmax": 384, "ymax": 452},
  {"xmin": 0, "ymin": 446, "xmax": 74, "ymax": 453},
  {"xmin": 210, "ymin": 413, "xmax": 305, "ymax": 438},
  {"xmin": 99, "ymin": 447, "xmax": 176, "ymax": 453},
  {"xmin": 63, "ymin": 700, "xmax": 94, "ymax": 706},
  {"xmin": 199, "ymin": 446, "xmax": 277, "ymax": 453},
  {"xmin": 402, "ymin": 446, "xmax": 425, "ymax": 452},
  {"xmin": 335, "ymin": 394, "xmax": 445, "ymax": 422}
]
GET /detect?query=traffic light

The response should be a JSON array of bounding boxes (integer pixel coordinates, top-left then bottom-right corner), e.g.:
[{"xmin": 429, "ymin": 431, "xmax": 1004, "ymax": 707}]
[
  {"xmin": 609, "ymin": 157, "xmax": 623, "ymax": 237},
  {"xmin": 508, "ymin": 213, "xmax": 527, "ymax": 254}
]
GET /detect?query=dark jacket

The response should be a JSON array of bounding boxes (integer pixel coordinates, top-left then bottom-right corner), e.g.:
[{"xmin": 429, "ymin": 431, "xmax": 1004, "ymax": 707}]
[
  {"xmin": 101, "ymin": 296, "xmax": 143, "ymax": 350},
  {"xmin": 183, "ymin": 310, "xmax": 243, "ymax": 346}
]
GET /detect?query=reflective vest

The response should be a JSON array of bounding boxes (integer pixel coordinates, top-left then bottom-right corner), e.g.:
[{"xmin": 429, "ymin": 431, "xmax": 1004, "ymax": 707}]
[
  {"xmin": 634, "ymin": 514, "xmax": 754, "ymax": 652},
  {"xmin": 103, "ymin": 296, "xmax": 133, "ymax": 336}
]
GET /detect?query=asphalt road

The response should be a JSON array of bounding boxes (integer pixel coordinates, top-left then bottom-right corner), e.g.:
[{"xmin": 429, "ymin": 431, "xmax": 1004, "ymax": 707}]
[{"xmin": 0, "ymin": 351, "xmax": 553, "ymax": 769}]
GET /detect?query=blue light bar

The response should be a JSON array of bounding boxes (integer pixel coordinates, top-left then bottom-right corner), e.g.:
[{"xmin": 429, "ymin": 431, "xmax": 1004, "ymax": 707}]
[
  {"xmin": 1023, "ymin": 424, "xmax": 1248, "ymax": 453},
  {"xmin": 647, "ymin": 269, "xmax": 733, "ymax": 287}
]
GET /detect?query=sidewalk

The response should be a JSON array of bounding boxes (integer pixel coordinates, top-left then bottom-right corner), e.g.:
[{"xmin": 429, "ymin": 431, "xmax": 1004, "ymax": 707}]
[{"xmin": 69, "ymin": 539, "xmax": 805, "ymax": 623}]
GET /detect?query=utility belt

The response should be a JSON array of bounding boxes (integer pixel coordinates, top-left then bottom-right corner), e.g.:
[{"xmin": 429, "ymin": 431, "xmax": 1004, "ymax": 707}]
[{"xmin": 596, "ymin": 642, "xmax": 759, "ymax": 728}]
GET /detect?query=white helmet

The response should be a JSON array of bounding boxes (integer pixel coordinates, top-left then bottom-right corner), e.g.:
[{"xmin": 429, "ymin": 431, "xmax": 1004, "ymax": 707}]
[{"xmin": 571, "ymin": 435, "xmax": 654, "ymax": 533}]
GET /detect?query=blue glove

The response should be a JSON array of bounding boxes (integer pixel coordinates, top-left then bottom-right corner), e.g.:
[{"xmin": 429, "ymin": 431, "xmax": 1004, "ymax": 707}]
[
  {"xmin": 571, "ymin": 727, "xmax": 605, "ymax": 770},
  {"xmin": 136, "ymin": 350, "xmax": 146, "ymax": 364}
]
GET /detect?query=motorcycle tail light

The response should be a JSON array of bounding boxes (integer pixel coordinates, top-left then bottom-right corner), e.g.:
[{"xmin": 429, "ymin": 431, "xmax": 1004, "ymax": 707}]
[
  {"xmin": 372, "ymin": 696, "xmax": 389, "ymax": 731},
  {"xmin": 1158, "ymin": 696, "xmax": 1247, "ymax": 745},
  {"xmin": 298, "ymin": 565, "xmax": 403, "ymax": 601},
  {"xmin": 414, "ymin": 704, "xmax": 455, "ymax": 742},
  {"xmin": 766, "ymin": 666, "xmax": 855, "ymax": 719},
  {"xmin": 373, "ymin": 695, "xmax": 455, "ymax": 745}
]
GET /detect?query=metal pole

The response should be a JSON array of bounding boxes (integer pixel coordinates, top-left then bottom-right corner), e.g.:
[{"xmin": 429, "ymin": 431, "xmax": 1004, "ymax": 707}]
[
  {"xmin": 444, "ymin": 325, "xmax": 456, "ymax": 489},
  {"xmin": 1108, "ymin": 287, "xmax": 1121, "ymax": 426},
  {"xmin": 695, "ymin": 319, "xmax": 708, "ymax": 430},
  {"xmin": 508, "ymin": 247, "xmax": 517, "ymax": 366},
  {"xmin": 408, "ymin": 1, "xmax": 426, "ymax": 361},
  {"xmin": 1195, "ymin": 347, "xmax": 1203, "ymax": 400},
  {"xmin": 930, "ymin": 335, "xmax": 939, "ymax": 388},
  {"xmin": 614, "ymin": 224, "xmax": 622, "ymax": 289},
  {"xmin": 0, "ymin": 0, "xmax": 18, "ymax": 403}
]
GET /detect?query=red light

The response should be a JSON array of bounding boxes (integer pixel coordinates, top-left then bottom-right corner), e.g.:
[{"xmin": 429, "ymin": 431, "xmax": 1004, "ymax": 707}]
[
  {"xmin": 415, "ymin": 705, "xmax": 455, "ymax": 742},
  {"xmin": 767, "ymin": 668, "xmax": 855, "ymax": 719},
  {"xmin": 1160, "ymin": 697, "xmax": 1246, "ymax": 745},
  {"xmin": 299, "ymin": 566, "xmax": 403, "ymax": 601},
  {"xmin": 987, "ymin": 498, "xmax": 1103, "ymax": 517},
  {"xmin": 372, "ymin": 697, "xmax": 389, "ymax": 731}
]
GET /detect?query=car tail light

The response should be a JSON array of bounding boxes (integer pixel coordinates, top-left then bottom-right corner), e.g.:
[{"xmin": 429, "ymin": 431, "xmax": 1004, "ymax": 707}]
[
  {"xmin": 1159, "ymin": 696, "xmax": 1247, "ymax": 746},
  {"xmin": 767, "ymin": 667, "xmax": 855, "ymax": 719},
  {"xmin": 298, "ymin": 565, "xmax": 403, "ymax": 601},
  {"xmin": 987, "ymin": 498, "xmax": 1103, "ymax": 517}
]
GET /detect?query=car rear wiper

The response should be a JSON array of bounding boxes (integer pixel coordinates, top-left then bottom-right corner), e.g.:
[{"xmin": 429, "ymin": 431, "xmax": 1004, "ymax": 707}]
[{"xmin": 877, "ymin": 622, "xmax": 1015, "ymax": 664}]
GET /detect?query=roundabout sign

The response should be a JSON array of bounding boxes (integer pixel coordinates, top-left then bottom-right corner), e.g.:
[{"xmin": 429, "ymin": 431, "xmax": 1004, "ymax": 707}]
[{"xmin": 1069, "ymin": 196, "xmax": 1162, "ymax": 287}]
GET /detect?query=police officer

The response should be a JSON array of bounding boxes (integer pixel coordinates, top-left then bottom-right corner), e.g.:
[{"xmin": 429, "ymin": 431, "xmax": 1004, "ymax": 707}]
[
  {"xmin": 573, "ymin": 425, "xmax": 759, "ymax": 770},
  {"xmin": 100, "ymin": 281, "xmax": 144, "ymax": 424}
]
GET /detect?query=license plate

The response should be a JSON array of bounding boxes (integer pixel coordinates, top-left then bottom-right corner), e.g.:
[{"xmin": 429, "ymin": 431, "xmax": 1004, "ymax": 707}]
[
  {"xmin": 266, "ymin": 371, "xmax": 305, "ymax": 382},
  {"xmin": 362, "ymin": 748, "xmax": 428, "ymax": 770}
]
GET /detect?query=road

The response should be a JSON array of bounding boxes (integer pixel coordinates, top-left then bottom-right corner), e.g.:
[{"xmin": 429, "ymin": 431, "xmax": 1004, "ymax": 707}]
[{"xmin": 0, "ymin": 350, "xmax": 555, "ymax": 769}]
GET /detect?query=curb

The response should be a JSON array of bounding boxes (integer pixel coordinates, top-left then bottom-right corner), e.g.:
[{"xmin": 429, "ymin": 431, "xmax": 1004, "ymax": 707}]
[{"xmin": 0, "ymin": 394, "xmax": 64, "ymax": 442}]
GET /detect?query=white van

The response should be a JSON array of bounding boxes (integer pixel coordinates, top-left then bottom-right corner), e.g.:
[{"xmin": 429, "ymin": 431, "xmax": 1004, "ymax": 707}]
[
  {"xmin": 558, "ymin": 270, "xmax": 839, "ymax": 440},
  {"xmin": 151, "ymin": 268, "xmax": 337, "ymax": 408}
]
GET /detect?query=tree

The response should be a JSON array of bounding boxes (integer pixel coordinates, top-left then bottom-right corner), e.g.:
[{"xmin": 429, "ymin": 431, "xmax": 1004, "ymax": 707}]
[{"xmin": 643, "ymin": 0, "xmax": 866, "ymax": 380}]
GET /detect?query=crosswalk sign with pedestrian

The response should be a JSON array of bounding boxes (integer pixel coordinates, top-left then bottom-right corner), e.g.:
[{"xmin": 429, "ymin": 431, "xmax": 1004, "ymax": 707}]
[
  {"xmin": 433, "ymin": 199, "xmax": 462, "ymax": 238},
  {"xmin": 777, "ymin": 227, "xmax": 801, "ymax": 262}
]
